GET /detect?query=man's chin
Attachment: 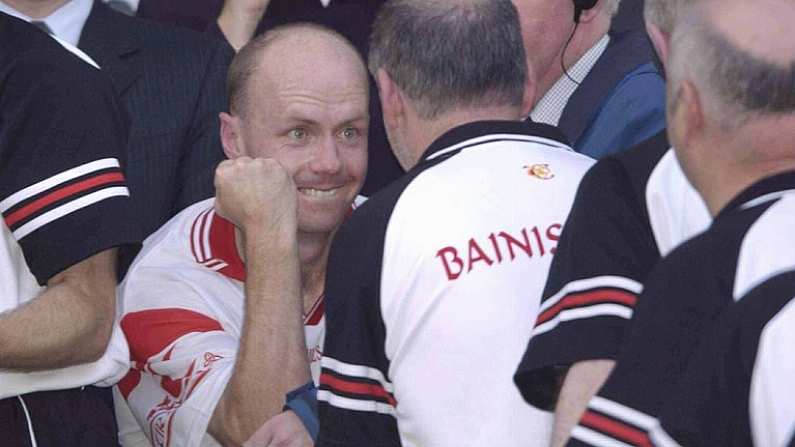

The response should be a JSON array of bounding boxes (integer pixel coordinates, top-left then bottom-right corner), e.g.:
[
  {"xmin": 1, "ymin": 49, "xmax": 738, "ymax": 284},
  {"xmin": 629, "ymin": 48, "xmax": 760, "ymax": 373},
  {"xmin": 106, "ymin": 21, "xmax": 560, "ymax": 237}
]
[
  {"xmin": 296, "ymin": 209, "xmax": 349, "ymax": 236},
  {"xmin": 297, "ymin": 220, "xmax": 345, "ymax": 237}
]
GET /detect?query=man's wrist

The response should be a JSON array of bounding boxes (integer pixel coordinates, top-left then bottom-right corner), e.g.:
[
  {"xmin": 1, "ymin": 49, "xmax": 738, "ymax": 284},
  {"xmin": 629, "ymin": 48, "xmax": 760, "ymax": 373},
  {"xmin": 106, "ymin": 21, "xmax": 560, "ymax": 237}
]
[
  {"xmin": 283, "ymin": 381, "xmax": 319, "ymax": 441},
  {"xmin": 242, "ymin": 219, "xmax": 297, "ymax": 252}
]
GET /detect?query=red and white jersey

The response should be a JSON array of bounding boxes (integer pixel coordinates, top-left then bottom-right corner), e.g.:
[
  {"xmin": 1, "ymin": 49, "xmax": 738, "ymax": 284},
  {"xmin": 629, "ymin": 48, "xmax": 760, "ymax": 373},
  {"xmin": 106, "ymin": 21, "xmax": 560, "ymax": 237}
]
[{"xmin": 115, "ymin": 196, "xmax": 364, "ymax": 447}]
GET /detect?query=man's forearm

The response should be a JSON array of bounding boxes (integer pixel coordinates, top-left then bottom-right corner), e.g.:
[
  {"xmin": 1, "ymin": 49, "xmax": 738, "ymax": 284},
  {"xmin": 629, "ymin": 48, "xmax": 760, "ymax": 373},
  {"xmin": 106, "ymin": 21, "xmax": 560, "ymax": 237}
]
[
  {"xmin": 0, "ymin": 249, "xmax": 117, "ymax": 370},
  {"xmin": 551, "ymin": 359, "xmax": 616, "ymax": 447},
  {"xmin": 210, "ymin": 227, "xmax": 310, "ymax": 445},
  {"xmin": 216, "ymin": 0, "xmax": 272, "ymax": 50}
]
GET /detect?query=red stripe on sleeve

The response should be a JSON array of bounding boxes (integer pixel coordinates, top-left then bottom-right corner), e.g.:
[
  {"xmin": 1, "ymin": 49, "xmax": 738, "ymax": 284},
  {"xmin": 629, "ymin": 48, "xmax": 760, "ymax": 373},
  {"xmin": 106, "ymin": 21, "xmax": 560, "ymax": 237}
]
[
  {"xmin": 536, "ymin": 289, "xmax": 638, "ymax": 326},
  {"xmin": 4, "ymin": 172, "xmax": 125, "ymax": 227},
  {"xmin": 320, "ymin": 373, "xmax": 397, "ymax": 407},
  {"xmin": 580, "ymin": 410, "xmax": 652, "ymax": 447},
  {"xmin": 121, "ymin": 308, "xmax": 223, "ymax": 363}
]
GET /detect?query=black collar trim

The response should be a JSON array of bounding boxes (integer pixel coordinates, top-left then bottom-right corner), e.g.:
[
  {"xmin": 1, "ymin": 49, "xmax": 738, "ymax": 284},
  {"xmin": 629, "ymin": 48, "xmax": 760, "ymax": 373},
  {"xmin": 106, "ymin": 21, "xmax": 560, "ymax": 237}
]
[
  {"xmin": 718, "ymin": 170, "xmax": 795, "ymax": 218},
  {"xmin": 420, "ymin": 120, "xmax": 570, "ymax": 164}
]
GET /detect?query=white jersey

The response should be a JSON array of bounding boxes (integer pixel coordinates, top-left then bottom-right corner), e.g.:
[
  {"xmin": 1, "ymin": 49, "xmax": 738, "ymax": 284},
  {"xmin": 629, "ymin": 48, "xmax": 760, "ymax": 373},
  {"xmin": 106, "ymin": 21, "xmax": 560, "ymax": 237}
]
[
  {"xmin": 115, "ymin": 197, "xmax": 361, "ymax": 447},
  {"xmin": 317, "ymin": 121, "xmax": 595, "ymax": 447}
]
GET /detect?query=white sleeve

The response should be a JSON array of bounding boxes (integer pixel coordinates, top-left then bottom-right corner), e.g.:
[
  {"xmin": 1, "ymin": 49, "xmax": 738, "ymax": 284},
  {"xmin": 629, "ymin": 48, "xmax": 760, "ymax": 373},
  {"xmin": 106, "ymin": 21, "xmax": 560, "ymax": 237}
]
[
  {"xmin": 750, "ymin": 299, "xmax": 795, "ymax": 447},
  {"xmin": 118, "ymin": 272, "xmax": 239, "ymax": 447}
]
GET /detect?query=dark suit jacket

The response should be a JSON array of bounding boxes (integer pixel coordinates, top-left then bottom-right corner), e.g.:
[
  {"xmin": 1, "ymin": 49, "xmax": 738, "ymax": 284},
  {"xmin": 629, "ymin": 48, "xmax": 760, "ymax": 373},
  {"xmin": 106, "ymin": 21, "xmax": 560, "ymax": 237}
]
[
  {"xmin": 613, "ymin": 0, "xmax": 645, "ymax": 32},
  {"xmin": 557, "ymin": 28, "xmax": 665, "ymax": 157},
  {"xmin": 79, "ymin": 1, "xmax": 232, "ymax": 241}
]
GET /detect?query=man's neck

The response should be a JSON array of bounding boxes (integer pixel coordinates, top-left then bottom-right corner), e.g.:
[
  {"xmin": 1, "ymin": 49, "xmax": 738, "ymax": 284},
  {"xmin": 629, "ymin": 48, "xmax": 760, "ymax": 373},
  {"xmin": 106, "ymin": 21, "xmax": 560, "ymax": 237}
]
[
  {"xmin": 536, "ymin": 19, "xmax": 610, "ymax": 100},
  {"xmin": 234, "ymin": 227, "xmax": 332, "ymax": 314},
  {"xmin": 296, "ymin": 230, "xmax": 333, "ymax": 312},
  {"xmin": 405, "ymin": 106, "xmax": 524, "ymax": 167},
  {"xmin": 2, "ymin": 0, "xmax": 69, "ymax": 18},
  {"xmin": 694, "ymin": 125, "xmax": 795, "ymax": 216}
]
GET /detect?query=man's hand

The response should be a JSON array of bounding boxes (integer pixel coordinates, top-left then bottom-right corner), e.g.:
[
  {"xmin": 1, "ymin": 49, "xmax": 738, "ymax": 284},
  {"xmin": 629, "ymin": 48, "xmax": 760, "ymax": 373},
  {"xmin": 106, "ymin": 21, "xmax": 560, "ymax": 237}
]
[
  {"xmin": 214, "ymin": 157, "xmax": 297, "ymax": 238},
  {"xmin": 244, "ymin": 412, "xmax": 313, "ymax": 447},
  {"xmin": 217, "ymin": 0, "xmax": 273, "ymax": 50}
]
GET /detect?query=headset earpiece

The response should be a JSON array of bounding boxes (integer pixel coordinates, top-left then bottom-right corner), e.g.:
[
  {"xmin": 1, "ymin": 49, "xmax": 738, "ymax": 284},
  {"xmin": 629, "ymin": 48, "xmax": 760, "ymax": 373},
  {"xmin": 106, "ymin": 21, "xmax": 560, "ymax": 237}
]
[{"xmin": 572, "ymin": 0, "xmax": 598, "ymax": 23}]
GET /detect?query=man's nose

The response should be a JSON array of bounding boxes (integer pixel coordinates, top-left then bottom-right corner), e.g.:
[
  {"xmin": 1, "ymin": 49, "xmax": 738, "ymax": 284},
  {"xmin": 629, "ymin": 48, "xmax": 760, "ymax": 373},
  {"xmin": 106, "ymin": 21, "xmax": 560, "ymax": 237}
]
[{"xmin": 310, "ymin": 136, "xmax": 343, "ymax": 174}]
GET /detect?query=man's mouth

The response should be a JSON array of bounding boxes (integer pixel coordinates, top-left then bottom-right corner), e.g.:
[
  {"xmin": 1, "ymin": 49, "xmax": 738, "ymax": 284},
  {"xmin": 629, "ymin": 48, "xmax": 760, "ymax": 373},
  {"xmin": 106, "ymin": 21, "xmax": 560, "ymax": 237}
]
[{"xmin": 298, "ymin": 187, "xmax": 340, "ymax": 198}]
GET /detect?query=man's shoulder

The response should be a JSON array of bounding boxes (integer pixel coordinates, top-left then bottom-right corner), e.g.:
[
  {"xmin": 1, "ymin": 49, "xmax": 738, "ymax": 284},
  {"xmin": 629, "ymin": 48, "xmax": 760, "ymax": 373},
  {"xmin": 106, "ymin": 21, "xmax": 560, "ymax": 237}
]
[
  {"xmin": 133, "ymin": 16, "xmax": 228, "ymax": 59},
  {"xmin": 653, "ymin": 201, "xmax": 772, "ymax": 283},
  {"xmin": 1, "ymin": 15, "xmax": 104, "ymax": 89},
  {"xmin": 127, "ymin": 198, "xmax": 216, "ymax": 271},
  {"xmin": 84, "ymin": 4, "xmax": 230, "ymax": 65},
  {"xmin": 594, "ymin": 130, "xmax": 670, "ymax": 199}
]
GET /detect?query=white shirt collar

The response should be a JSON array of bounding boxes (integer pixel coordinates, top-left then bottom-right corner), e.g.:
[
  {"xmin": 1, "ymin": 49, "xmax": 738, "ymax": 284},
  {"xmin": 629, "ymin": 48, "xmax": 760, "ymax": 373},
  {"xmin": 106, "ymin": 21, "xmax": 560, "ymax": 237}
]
[
  {"xmin": 0, "ymin": 0, "xmax": 93, "ymax": 46},
  {"xmin": 530, "ymin": 34, "xmax": 610, "ymax": 127}
]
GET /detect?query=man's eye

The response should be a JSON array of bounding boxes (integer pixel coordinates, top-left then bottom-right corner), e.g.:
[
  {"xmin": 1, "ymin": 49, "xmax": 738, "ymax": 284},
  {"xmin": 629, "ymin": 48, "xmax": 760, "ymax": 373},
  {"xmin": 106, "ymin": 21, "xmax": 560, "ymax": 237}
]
[
  {"xmin": 341, "ymin": 127, "xmax": 360, "ymax": 139},
  {"xmin": 288, "ymin": 128, "xmax": 307, "ymax": 140}
]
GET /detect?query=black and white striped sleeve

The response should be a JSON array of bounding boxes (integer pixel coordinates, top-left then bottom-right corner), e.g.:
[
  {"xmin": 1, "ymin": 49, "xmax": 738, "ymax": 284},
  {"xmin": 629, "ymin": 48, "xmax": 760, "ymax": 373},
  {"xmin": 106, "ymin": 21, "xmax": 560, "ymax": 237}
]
[
  {"xmin": 0, "ymin": 48, "xmax": 140, "ymax": 284},
  {"xmin": 317, "ymin": 197, "xmax": 401, "ymax": 447},
  {"xmin": 515, "ymin": 158, "xmax": 658, "ymax": 409}
]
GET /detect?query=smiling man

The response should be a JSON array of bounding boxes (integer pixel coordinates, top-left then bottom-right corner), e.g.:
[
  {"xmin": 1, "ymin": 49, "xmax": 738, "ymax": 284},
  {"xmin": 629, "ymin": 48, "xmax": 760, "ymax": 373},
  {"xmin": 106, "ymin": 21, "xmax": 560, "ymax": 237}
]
[{"xmin": 112, "ymin": 24, "xmax": 368, "ymax": 447}]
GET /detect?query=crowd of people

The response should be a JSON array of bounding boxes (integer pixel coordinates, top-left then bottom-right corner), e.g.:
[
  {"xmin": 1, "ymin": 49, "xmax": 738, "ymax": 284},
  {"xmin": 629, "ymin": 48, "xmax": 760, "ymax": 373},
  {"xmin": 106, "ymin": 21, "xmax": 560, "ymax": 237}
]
[{"xmin": 0, "ymin": 0, "xmax": 793, "ymax": 446}]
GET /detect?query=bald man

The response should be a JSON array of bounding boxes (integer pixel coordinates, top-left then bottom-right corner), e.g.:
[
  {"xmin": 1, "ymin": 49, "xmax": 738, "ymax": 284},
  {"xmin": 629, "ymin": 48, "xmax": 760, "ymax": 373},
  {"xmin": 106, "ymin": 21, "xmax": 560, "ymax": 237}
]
[
  {"xmin": 566, "ymin": 0, "xmax": 795, "ymax": 445},
  {"xmin": 113, "ymin": 24, "xmax": 369, "ymax": 447}
]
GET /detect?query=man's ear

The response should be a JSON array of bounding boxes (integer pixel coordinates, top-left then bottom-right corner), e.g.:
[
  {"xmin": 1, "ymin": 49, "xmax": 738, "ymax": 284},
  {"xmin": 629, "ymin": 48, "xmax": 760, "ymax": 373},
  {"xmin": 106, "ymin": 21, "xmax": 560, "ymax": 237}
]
[
  {"xmin": 646, "ymin": 21, "xmax": 671, "ymax": 67},
  {"xmin": 675, "ymin": 80, "xmax": 705, "ymax": 146},
  {"xmin": 577, "ymin": 1, "xmax": 602, "ymax": 23},
  {"xmin": 376, "ymin": 68, "xmax": 405, "ymax": 132},
  {"xmin": 521, "ymin": 64, "xmax": 537, "ymax": 118},
  {"xmin": 219, "ymin": 112, "xmax": 245, "ymax": 159}
]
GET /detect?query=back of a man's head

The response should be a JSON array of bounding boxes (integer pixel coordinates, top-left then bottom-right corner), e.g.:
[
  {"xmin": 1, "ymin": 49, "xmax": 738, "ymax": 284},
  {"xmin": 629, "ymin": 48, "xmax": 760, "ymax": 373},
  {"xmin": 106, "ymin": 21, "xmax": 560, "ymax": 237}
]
[
  {"xmin": 665, "ymin": 0, "xmax": 795, "ymax": 214},
  {"xmin": 667, "ymin": 0, "xmax": 795, "ymax": 132},
  {"xmin": 369, "ymin": 0, "xmax": 527, "ymax": 120}
]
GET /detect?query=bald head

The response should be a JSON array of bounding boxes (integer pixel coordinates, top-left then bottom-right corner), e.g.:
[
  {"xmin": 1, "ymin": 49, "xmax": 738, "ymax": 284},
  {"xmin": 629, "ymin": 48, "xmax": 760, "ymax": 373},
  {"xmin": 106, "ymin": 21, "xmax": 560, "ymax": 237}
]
[
  {"xmin": 668, "ymin": 0, "xmax": 795, "ymax": 130},
  {"xmin": 227, "ymin": 23, "xmax": 368, "ymax": 116}
]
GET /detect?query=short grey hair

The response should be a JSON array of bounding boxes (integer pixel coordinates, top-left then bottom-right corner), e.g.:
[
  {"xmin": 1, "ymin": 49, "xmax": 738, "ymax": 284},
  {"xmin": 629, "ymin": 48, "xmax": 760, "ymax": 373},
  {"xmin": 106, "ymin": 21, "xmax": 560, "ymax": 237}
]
[
  {"xmin": 368, "ymin": 0, "xmax": 527, "ymax": 120},
  {"xmin": 644, "ymin": 0, "xmax": 693, "ymax": 33},
  {"xmin": 604, "ymin": 0, "xmax": 622, "ymax": 17},
  {"xmin": 667, "ymin": 6, "xmax": 795, "ymax": 130}
]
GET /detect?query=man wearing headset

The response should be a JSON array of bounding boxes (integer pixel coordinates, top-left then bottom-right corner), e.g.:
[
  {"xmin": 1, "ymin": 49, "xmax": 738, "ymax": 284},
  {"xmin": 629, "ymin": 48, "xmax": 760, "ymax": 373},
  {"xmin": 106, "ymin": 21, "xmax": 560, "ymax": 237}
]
[{"xmin": 513, "ymin": 0, "xmax": 665, "ymax": 158}]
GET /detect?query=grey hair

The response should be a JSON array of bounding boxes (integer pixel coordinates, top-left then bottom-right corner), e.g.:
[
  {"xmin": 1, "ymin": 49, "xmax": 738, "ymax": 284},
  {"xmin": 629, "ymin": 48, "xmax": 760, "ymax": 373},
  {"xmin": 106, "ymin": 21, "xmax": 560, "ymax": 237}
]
[
  {"xmin": 667, "ymin": 6, "xmax": 795, "ymax": 130},
  {"xmin": 368, "ymin": 0, "xmax": 527, "ymax": 120},
  {"xmin": 604, "ymin": 0, "xmax": 622, "ymax": 17},
  {"xmin": 644, "ymin": 0, "xmax": 693, "ymax": 34}
]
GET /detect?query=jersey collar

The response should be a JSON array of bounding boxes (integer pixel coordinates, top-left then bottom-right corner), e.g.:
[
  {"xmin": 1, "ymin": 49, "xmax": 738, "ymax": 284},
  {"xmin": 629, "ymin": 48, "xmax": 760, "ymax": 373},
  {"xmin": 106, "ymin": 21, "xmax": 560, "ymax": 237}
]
[
  {"xmin": 192, "ymin": 197, "xmax": 366, "ymax": 283},
  {"xmin": 196, "ymin": 207, "xmax": 325, "ymax": 324},
  {"xmin": 718, "ymin": 170, "xmax": 795, "ymax": 219},
  {"xmin": 419, "ymin": 120, "xmax": 570, "ymax": 165}
]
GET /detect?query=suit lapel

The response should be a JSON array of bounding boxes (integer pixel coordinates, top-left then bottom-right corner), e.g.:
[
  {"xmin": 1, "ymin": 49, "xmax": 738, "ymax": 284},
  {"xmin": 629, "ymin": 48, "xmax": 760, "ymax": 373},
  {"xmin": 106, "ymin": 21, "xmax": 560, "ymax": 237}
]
[
  {"xmin": 78, "ymin": 0, "xmax": 142, "ymax": 96},
  {"xmin": 558, "ymin": 29, "xmax": 655, "ymax": 146}
]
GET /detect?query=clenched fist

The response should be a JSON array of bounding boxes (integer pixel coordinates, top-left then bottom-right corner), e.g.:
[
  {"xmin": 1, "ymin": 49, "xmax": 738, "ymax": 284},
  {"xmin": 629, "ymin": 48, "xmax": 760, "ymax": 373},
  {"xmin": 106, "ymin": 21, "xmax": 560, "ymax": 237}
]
[{"xmin": 214, "ymin": 157, "xmax": 297, "ymax": 237}]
